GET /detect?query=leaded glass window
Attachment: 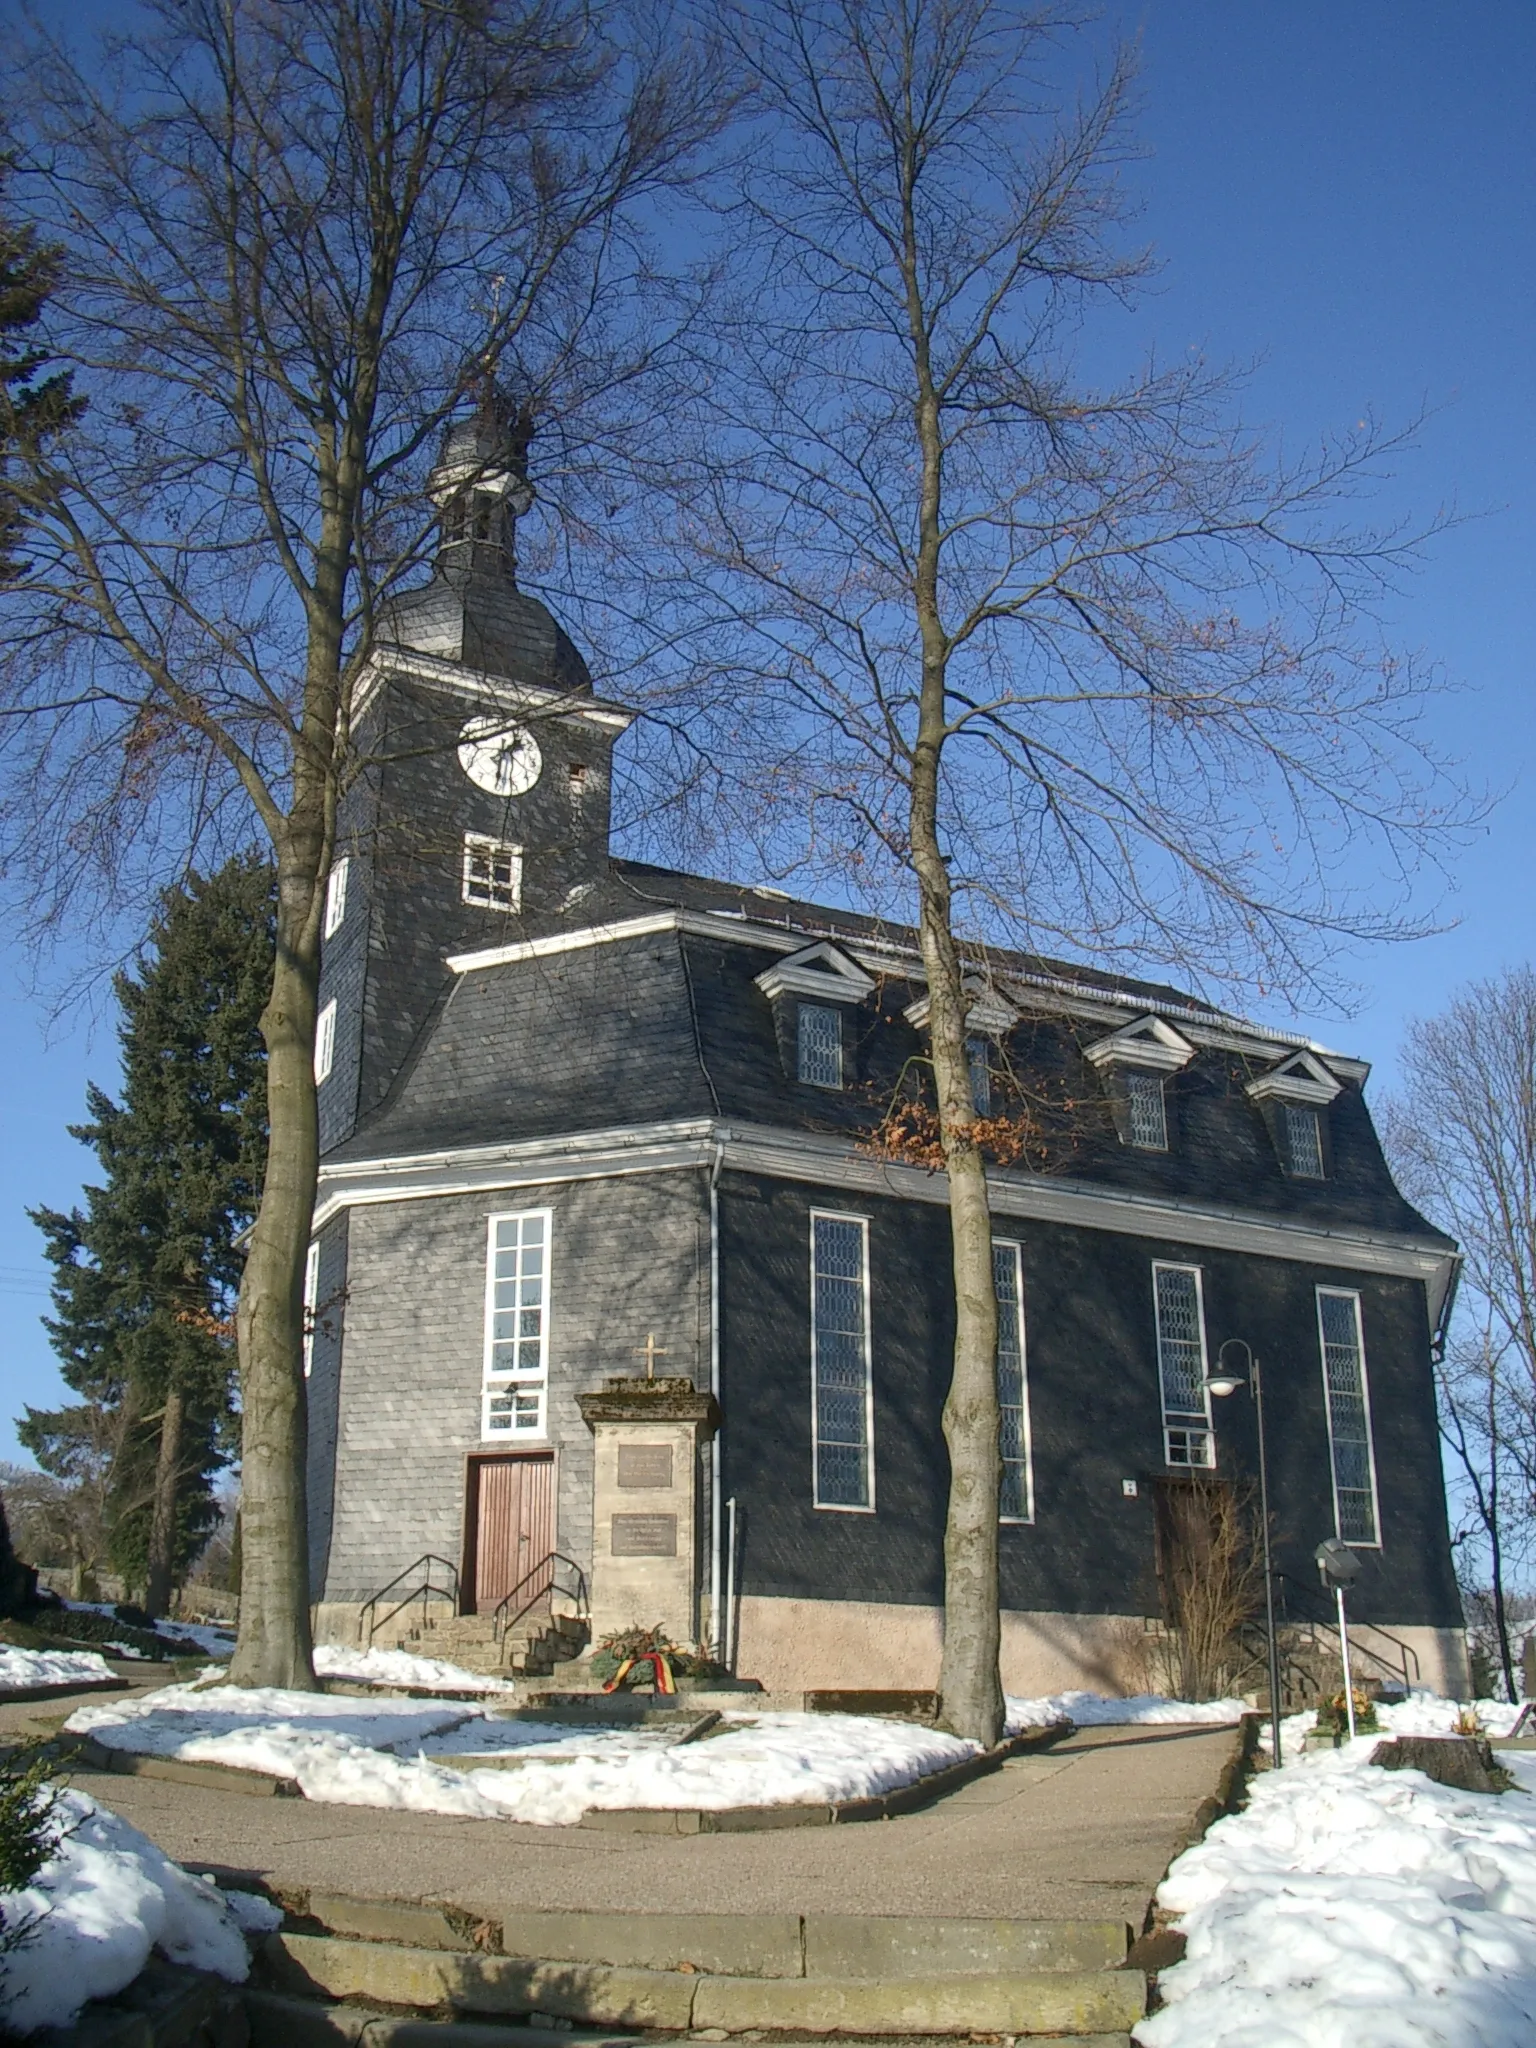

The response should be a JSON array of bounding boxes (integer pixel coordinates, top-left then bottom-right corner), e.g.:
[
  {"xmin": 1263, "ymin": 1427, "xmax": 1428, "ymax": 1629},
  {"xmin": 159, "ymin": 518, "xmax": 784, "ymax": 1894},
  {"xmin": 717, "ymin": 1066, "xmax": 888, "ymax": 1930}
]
[
  {"xmin": 1154, "ymin": 1262, "xmax": 1213, "ymax": 1468},
  {"xmin": 812, "ymin": 1212, "xmax": 872, "ymax": 1507},
  {"xmin": 1286, "ymin": 1103, "xmax": 1325, "ymax": 1179},
  {"xmin": 1126, "ymin": 1070, "xmax": 1168, "ymax": 1150},
  {"xmin": 798, "ymin": 1002, "xmax": 844, "ymax": 1088},
  {"xmin": 483, "ymin": 1210, "xmax": 549, "ymax": 1438},
  {"xmin": 994, "ymin": 1241, "xmax": 1033, "ymax": 1521},
  {"xmin": 1318, "ymin": 1288, "xmax": 1379, "ymax": 1545},
  {"xmin": 968, "ymin": 1036, "xmax": 993, "ymax": 1116}
]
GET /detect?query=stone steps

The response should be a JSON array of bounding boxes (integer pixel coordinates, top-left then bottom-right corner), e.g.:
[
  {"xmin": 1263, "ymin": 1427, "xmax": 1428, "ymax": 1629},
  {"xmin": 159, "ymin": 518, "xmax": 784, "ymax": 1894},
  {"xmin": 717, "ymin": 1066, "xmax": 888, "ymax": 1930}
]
[
  {"xmin": 257, "ymin": 1900, "xmax": 1145, "ymax": 2039},
  {"xmin": 388, "ymin": 1610, "xmax": 588, "ymax": 1678}
]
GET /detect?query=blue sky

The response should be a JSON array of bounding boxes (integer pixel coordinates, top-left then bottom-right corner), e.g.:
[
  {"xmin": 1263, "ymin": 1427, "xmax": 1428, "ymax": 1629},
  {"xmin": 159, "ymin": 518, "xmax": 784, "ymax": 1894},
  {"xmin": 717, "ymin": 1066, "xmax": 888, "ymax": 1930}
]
[{"xmin": 0, "ymin": 0, "xmax": 1530, "ymax": 1462}]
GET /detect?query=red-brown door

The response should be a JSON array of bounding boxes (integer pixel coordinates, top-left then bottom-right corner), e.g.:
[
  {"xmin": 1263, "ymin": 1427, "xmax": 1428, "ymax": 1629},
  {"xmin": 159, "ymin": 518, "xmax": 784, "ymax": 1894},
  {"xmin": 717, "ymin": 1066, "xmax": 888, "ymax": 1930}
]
[{"xmin": 467, "ymin": 1453, "xmax": 555, "ymax": 1616}]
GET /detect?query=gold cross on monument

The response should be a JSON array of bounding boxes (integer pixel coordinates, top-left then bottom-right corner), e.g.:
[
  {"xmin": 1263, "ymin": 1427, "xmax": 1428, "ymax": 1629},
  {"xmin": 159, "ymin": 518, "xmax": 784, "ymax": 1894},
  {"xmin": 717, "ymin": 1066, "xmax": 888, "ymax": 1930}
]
[{"xmin": 635, "ymin": 1332, "xmax": 669, "ymax": 1381}]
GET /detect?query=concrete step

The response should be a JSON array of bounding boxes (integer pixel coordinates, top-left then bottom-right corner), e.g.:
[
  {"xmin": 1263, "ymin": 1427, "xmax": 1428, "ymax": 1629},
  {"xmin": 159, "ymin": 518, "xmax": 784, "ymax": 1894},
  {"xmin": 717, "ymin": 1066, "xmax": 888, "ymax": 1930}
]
[
  {"xmin": 263, "ymin": 1932, "xmax": 1146, "ymax": 2036},
  {"xmin": 500, "ymin": 1908, "xmax": 1131, "ymax": 1976}
]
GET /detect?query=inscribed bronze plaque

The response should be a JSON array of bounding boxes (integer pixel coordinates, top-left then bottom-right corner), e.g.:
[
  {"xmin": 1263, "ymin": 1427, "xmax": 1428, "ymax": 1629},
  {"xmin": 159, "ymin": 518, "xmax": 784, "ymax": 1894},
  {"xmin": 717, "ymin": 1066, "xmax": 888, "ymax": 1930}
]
[
  {"xmin": 617, "ymin": 1443, "xmax": 673, "ymax": 1490},
  {"xmin": 610, "ymin": 1513, "xmax": 678, "ymax": 1558}
]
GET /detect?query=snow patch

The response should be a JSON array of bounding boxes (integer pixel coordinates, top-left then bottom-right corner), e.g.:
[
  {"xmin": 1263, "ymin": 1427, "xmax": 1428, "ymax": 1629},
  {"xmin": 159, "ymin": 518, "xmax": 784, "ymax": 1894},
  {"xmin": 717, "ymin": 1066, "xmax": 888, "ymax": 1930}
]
[
  {"xmin": 313, "ymin": 1643, "xmax": 518, "ymax": 1692},
  {"xmin": 0, "ymin": 1789, "xmax": 250, "ymax": 2035},
  {"xmin": 1137, "ymin": 1728, "xmax": 1536, "ymax": 2046},
  {"xmin": 1007, "ymin": 1690, "xmax": 1246, "ymax": 1731},
  {"xmin": 62, "ymin": 1683, "xmax": 977, "ymax": 1826},
  {"xmin": 0, "ymin": 1645, "xmax": 118, "ymax": 1691}
]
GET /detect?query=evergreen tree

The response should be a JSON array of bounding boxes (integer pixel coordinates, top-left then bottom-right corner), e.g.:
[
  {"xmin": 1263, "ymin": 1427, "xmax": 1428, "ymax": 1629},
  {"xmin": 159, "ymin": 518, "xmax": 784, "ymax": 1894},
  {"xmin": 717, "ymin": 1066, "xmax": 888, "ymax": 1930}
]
[
  {"xmin": 0, "ymin": 169, "xmax": 81, "ymax": 577},
  {"xmin": 25, "ymin": 855, "xmax": 273, "ymax": 1616}
]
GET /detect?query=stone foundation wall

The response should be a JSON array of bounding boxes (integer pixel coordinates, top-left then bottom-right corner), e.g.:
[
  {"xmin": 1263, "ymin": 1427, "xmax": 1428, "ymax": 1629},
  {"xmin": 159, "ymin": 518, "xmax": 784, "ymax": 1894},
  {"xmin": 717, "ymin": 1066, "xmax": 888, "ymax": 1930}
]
[{"xmin": 734, "ymin": 1595, "xmax": 1153, "ymax": 1698}]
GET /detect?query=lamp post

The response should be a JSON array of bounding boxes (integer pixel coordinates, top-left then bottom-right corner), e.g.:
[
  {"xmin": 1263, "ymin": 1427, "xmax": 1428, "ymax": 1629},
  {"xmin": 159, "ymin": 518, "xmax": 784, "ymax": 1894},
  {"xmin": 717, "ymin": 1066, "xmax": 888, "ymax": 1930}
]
[
  {"xmin": 1203, "ymin": 1338, "xmax": 1283, "ymax": 1770},
  {"xmin": 1315, "ymin": 1537, "xmax": 1363, "ymax": 1740}
]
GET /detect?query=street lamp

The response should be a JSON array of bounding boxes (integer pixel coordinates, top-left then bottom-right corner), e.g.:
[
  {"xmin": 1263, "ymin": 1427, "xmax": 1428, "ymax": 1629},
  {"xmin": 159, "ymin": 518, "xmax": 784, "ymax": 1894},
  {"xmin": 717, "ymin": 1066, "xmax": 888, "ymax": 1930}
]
[
  {"xmin": 1315, "ymin": 1536, "xmax": 1363, "ymax": 1740},
  {"xmin": 1203, "ymin": 1338, "xmax": 1283, "ymax": 1770}
]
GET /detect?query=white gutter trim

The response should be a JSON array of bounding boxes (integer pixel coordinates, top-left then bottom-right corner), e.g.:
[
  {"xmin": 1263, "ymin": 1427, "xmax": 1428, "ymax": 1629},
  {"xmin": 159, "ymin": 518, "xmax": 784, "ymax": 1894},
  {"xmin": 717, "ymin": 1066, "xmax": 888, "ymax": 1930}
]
[{"xmin": 316, "ymin": 1115, "xmax": 1456, "ymax": 1316}]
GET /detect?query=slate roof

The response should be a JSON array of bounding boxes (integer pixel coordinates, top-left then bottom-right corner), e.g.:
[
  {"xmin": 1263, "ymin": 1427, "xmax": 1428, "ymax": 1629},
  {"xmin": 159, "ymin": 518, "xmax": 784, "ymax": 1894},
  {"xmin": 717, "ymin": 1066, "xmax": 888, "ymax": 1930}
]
[{"xmin": 328, "ymin": 899, "xmax": 1452, "ymax": 1250}]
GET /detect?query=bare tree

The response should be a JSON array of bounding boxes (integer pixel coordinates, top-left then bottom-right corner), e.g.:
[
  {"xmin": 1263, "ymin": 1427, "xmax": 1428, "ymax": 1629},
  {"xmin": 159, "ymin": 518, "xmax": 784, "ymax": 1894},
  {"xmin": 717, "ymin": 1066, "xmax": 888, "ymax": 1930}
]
[
  {"xmin": 1386, "ymin": 967, "xmax": 1536, "ymax": 1700},
  {"xmin": 0, "ymin": 0, "xmax": 722, "ymax": 1686},
  {"xmin": 663, "ymin": 0, "xmax": 1468, "ymax": 1740}
]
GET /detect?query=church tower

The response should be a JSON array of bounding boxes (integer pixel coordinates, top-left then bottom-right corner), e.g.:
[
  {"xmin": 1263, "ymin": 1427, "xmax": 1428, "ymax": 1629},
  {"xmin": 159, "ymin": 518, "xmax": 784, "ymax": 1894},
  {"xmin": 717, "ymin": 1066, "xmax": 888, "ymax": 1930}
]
[{"xmin": 315, "ymin": 405, "xmax": 635, "ymax": 1153}]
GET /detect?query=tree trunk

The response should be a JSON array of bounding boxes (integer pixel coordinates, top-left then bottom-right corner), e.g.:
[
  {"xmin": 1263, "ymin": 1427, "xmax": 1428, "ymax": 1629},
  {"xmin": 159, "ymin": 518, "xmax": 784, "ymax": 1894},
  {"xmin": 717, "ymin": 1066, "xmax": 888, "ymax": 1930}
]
[
  {"xmin": 927, "ymin": 916, "xmax": 1005, "ymax": 1749},
  {"xmin": 229, "ymin": 858, "xmax": 319, "ymax": 1689},
  {"xmin": 143, "ymin": 1383, "xmax": 185, "ymax": 1621}
]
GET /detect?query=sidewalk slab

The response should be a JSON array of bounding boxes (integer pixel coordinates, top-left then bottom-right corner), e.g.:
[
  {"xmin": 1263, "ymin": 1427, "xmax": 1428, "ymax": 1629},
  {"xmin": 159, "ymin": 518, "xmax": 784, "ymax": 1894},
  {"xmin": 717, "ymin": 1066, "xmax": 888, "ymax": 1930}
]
[{"xmin": 61, "ymin": 1723, "xmax": 1238, "ymax": 1929}]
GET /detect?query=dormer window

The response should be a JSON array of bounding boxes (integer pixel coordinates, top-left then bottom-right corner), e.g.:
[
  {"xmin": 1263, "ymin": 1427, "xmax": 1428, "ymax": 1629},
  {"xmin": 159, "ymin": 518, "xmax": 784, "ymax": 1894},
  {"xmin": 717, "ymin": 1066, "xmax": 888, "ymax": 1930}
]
[
  {"xmin": 756, "ymin": 942, "xmax": 875, "ymax": 1089},
  {"xmin": 1083, "ymin": 1015, "xmax": 1194, "ymax": 1151},
  {"xmin": 1125, "ymin": 1070, "xmax": 1168, "ymax": 1151},
  {"xmin": 904, "ymin": 983, "xmax": 1019, "ymax": 1118},
  {"xmin": 798, "ymin": 1002, "xmax": 844, "ymax": 1088},
  {"xmin": 1245, "ymin": 1050, "xmax": 1341, "ymax": 1181},
  {"xmin": 1285, "ymin": 1103, "xmax": 1325, "ymax": 1179}
]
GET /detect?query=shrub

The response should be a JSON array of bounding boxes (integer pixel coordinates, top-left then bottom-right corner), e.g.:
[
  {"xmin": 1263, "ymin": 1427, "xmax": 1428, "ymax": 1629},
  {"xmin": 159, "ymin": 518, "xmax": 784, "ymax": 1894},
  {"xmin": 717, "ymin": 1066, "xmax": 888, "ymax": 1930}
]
[{"xmin": 0, "ymin": 1744, "xmax": 66, "ymax": 1959}]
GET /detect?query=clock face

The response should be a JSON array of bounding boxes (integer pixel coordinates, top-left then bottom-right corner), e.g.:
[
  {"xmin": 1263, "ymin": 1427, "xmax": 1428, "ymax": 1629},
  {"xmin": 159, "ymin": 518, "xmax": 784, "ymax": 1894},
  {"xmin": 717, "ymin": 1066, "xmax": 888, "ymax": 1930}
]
[{"xmin": 457, "ymin": 716, "xmax": 542, "ymax": 797}]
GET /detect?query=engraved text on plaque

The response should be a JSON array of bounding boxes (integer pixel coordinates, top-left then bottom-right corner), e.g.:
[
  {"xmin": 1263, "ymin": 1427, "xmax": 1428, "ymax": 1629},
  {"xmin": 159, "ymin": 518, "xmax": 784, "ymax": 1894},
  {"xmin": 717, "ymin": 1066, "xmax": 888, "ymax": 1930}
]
[
  {"xmin": 610, "ymin": 1513, "xmax": 678, "ymax": 1557},
  {"xmin": 617, "ymin": 1443, "xmax": 674, "ymax": 1489}
]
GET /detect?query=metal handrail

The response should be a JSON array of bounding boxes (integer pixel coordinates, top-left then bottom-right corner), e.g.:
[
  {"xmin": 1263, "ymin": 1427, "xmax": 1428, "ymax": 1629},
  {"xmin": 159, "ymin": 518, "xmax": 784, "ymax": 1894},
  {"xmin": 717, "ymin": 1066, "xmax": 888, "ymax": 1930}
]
[
  {"xmin": 361, "ymin": 1553, "xmax": 461, "ymax": 1647},
  {"xmin": 1272, "ymin": 1572, "xmax": 1422, "ymax": 1692},
  {"xmin": 490, "ymin": 1550, "xmax": 590, "ymax": 1648}
]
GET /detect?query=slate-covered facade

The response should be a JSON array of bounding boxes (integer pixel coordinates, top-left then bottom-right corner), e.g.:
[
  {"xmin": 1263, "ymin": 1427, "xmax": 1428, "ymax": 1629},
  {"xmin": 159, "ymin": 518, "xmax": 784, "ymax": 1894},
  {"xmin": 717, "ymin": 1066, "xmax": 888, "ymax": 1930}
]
[{"xmin": 304, "ymin": 417, "xmax": 1467, "ymax": 1697}]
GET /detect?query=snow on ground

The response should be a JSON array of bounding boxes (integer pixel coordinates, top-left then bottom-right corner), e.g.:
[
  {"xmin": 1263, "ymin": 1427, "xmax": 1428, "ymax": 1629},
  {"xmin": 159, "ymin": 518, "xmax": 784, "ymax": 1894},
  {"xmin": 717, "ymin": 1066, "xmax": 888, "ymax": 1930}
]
[
  {"xmin": 0, "ymin": 1788, "xmax": 254, "ymax": 2035},
  {"xmin": 1261, "ymin": 1693, "xmax": 1529, "ymax": 1765},
  {"xmin": 313, "ymin": 1643, "xmax": 518, "ymax": 1692},
  {"xmin": 436, "ymin": 1711, "xmax": 980, "ymax": 1826},
  {"xmin": 61, "ymin": 1600, "xmax": 235, "ymax": 1659},
  {"xmin": 63, "ymin": 1682, "xmax": 977, "ymax": 1825},
  {"xmin": 1007, "ymin": 1690, "xmax": 1246, "ymax": 1731},
  {"xmin": 1137, "ymin": 1721, "xmax": 1536, "ymax": 2048},
  {"xmin": 0, "ymin": 1644, "xmax": 118, "ymax": 1691}
]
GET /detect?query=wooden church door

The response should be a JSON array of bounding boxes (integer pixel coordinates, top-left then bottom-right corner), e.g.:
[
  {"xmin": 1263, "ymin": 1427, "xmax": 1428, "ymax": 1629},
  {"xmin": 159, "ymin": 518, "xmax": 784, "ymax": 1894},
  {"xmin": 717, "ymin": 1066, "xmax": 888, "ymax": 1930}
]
[{"xmin": 466, "ymin": 1452, "xmax": 555, "ymax": 1616}]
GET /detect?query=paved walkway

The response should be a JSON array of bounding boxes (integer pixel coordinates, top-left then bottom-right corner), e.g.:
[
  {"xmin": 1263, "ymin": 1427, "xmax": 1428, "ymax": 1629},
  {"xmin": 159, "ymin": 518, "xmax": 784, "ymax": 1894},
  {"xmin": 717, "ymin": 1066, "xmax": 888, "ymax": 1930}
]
[{"xmin": 20, "ymin": 1703, "xmax": 1235, "ymax": 1930}]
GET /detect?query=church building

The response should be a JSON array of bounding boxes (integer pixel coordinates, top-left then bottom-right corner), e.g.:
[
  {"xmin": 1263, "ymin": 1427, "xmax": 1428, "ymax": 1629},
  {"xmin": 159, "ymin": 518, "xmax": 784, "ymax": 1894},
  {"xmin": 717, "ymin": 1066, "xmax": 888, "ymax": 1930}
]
[{"xmin": 303, "ymin": 416, "xmax": 1467, "ymax": 1699}]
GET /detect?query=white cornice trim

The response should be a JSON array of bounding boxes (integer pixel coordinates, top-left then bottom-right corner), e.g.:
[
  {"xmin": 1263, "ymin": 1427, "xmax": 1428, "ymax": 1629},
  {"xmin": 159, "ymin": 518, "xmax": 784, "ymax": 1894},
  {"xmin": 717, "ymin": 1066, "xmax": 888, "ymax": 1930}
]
[
  {"xmin": 903, "ymin": 980, "xmax": 1020, "ymax": 1038},
  {"xmin": 1245, "ymin": 1050, "xmax": 1344, "ymax": 1107},
  {"xmin": 1083, "ymin": 1015, "xmax": 1197, "ymax": 1076},
  {"xmin": 354, "ymin": 644, "xmax": 635, "ymax": 732},
  {"xmin": 316, "ymin": 1115, "xmax": 1456, "ymax": 1321},
  {"xmin": 755, "ymin": 942, "xmax": 876, "ymax": 1005}
]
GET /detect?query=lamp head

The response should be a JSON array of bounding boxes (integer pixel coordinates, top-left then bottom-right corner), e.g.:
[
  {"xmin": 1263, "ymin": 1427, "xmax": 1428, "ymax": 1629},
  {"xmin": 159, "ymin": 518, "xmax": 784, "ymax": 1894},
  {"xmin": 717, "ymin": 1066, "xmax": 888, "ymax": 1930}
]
[
  {"xmin": 1203, "ymin": 1374, "xmax": 1245, "ymax": 1398},
  {"xmin": 1315, "ymin": 1536, "xmax": 1361, "ymax": 1590}
]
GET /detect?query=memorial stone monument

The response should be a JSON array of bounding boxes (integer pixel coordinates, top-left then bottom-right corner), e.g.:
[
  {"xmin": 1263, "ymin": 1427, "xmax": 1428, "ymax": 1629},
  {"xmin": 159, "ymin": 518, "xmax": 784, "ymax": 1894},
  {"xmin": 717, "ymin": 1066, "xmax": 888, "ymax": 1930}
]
[{"xmin": 577, "ymin": 1347, "xmax": 720, "ymax": 1650}]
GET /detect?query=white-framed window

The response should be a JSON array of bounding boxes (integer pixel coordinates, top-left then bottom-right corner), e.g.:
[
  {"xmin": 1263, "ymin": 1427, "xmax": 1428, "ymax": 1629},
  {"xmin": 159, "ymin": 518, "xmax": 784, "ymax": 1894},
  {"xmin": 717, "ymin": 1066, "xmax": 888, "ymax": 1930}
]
[
  {"xmin": 482, "ymin": 1208, "xmax": 551, "ymax": 1440},
  {"xmin": 1126, "ymin": 1070, "xmax": 1168, "ymax": 1150},
  {"xmin": 994, "ymin": 1240, "xmax": 1034, "ymax": 1522},
  {"xmin": 462, "ymin": 832, "xmax": 522, "ymax": 912},
  {"xmin": 302, "ymin": 1240, "xmax": 320, "ymax": 1379},
  {"xmin": 1317, "ymin": 1287, "xmax": 1381, "ymax": 1546},
  {"xmin": 314, "ymin": 998, "xmax": 337, "ymax": 1085},
  {"xmin": 1153, "ymin": 1261, "xmax": 1214, "ymax": 1468},
  {"xmin": 968, "ymin": 1035, "xmax": 992, "ymax": 1116},
  {"xmin": 1286, "ymin": 1103, "xmax": 1325, "ymax": 1179},
  {"xmin": 322, "ymin": 855, "xmax": 350, "ymax": 940},
  {"xmin": 811, "ymin": 1210, "xmax": 874, "ymax": 1509},
  {"xmin": 798, "ymin": 1002, "xmax": 844, "ymax": 1088}
]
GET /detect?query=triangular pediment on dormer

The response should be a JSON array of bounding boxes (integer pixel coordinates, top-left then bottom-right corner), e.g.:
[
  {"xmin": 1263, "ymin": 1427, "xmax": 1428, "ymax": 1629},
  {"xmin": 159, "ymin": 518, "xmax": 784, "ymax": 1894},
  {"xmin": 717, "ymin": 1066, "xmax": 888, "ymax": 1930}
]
[
  {"xmin": 1082, "ymin": 1014, "xmax": 1196, "ymax": 1076},
  {"xmin": 903, "ymin": 976, "xmax": 1019, "ymax": 1040},
  {"xmin": 1244, "ymin": 1048, "xmax": 1342, "ymax": 1107},
  {"xmin": 754, "ymin": 941, "xmax": 875, "ymax": 1006}
]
